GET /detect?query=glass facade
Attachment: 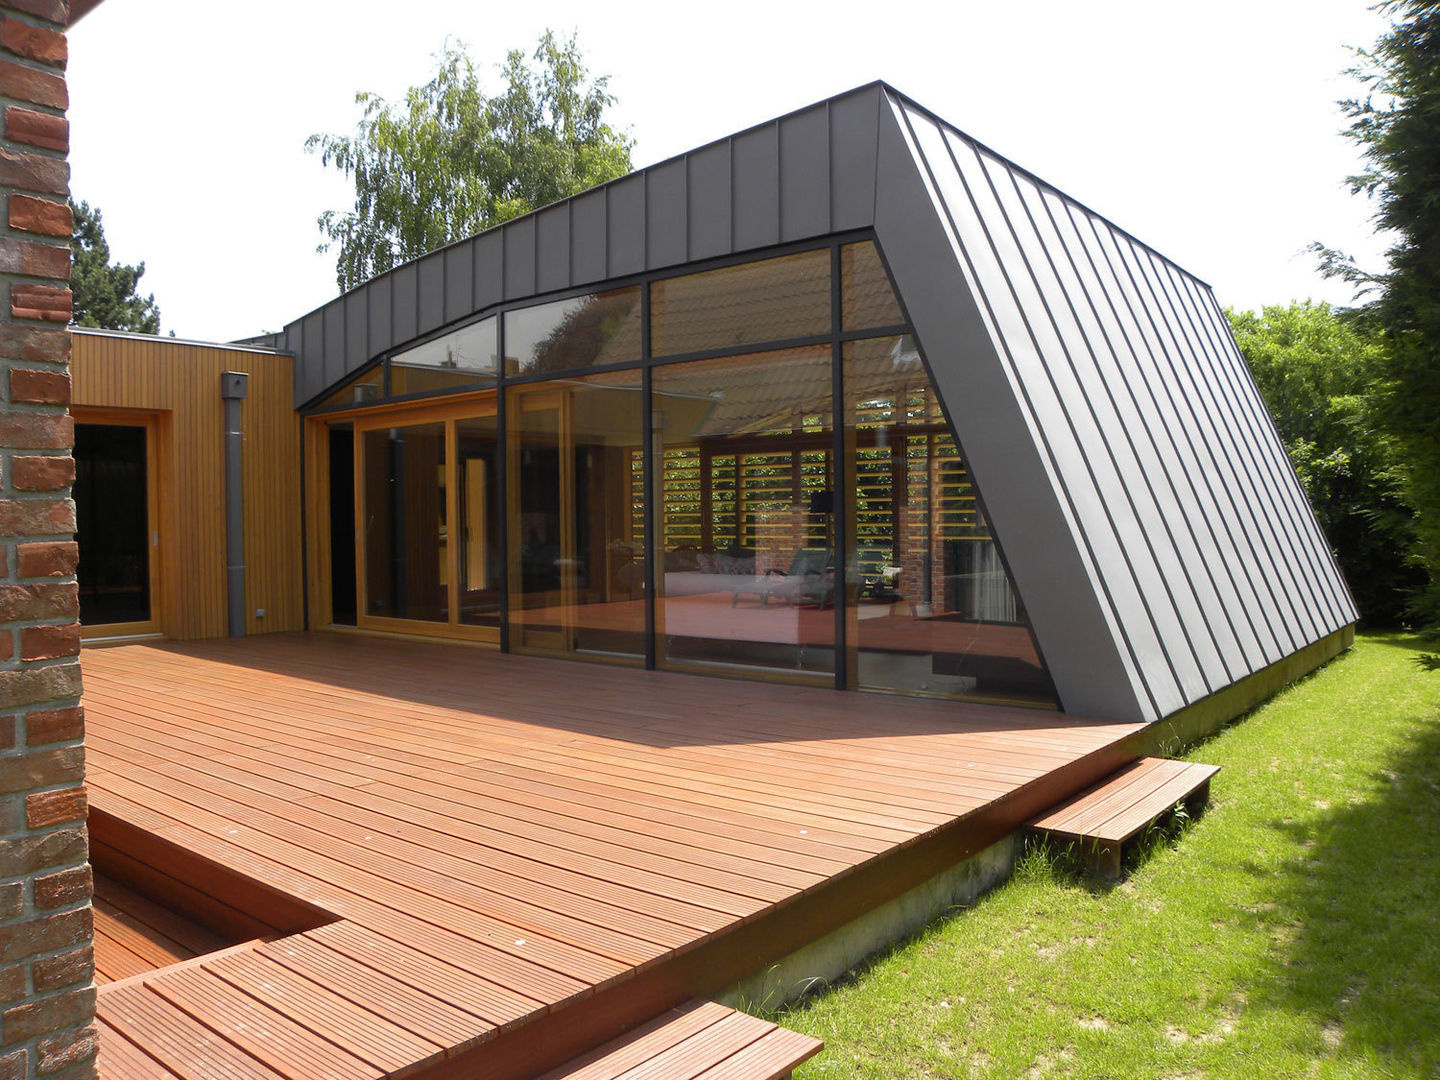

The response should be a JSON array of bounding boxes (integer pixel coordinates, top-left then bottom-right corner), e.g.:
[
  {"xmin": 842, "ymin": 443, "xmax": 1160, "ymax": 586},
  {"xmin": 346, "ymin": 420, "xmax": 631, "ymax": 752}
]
[
  {"xmin": 504, "ymin": 288, "xmax": 642, "ymax": 376},
  {"xmin": 651, "ymin": 249, "xmax": 831, "ymax": 357},
  {"xmin": 841, "ymin": 241, "xmax": 904, "ymax": 331},
  {"xmin": 653, "ymin": 348, "xmax": 836, "ymax": 681},
  {"xmin": 842, "ymin": 336, "xmax": 1049, "ymax": 704},
  {"xmin": 317, "ymin": 240, "xmax": 1055, "ymax": 707}
]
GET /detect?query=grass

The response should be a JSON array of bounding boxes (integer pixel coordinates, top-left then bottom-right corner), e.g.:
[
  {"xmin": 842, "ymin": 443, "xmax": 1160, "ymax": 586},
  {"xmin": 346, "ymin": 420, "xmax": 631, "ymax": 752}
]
[{"xmin": 778, "ymin": 632, "xmax": 1440, "ymax": 1079}]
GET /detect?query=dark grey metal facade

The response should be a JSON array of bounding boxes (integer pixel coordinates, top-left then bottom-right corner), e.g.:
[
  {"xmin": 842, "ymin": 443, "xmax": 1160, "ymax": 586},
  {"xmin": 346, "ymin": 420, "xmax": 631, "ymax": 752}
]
[{"xmin": 280, "ymin": 82, "xmax": 1357, "ymax": 725}]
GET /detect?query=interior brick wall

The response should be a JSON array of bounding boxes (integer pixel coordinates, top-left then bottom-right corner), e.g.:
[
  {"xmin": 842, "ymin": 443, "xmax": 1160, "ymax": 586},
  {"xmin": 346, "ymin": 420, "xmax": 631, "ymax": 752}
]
[{"xmin": 0, "ymin": 1, "xmax": 96, "ymax": 1077}]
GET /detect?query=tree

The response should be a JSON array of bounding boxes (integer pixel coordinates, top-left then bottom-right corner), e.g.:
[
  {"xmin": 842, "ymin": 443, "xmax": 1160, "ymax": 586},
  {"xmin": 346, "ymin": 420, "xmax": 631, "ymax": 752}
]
[
  {"xmin": 308, "ymin": 31, "xmax": 634, "ymax": 291},
  {"xmin": 70, "ymin": 199, "xmax": 161, "ymax": 333},
  {"xmin": 1228, "ymin": 301, "xmax": 1420, "ymax": 625},
  {"xmin": 1313, "ymin": 1, "xmax": 1440, "ymax": 623}
]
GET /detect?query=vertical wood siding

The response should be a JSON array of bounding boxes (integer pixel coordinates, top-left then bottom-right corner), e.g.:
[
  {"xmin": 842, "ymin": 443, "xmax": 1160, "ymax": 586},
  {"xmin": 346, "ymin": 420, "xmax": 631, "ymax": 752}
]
[{"xmin": 71, "ymin": 331, "xmax": 303, "ymax": 639}]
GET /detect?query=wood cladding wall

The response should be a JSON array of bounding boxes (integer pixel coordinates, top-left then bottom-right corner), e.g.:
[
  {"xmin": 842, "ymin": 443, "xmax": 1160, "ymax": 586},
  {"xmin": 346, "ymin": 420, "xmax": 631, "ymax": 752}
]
[{"xmin": 71, "ymin": 330, "xmax": 304, "ymax": 639}]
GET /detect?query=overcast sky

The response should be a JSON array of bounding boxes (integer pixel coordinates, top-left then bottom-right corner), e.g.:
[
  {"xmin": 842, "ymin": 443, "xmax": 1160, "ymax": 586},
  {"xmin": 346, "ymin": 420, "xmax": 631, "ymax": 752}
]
[{"xmin": 69, "ymin": 0, "xmax": 1391, "ymax": 342}]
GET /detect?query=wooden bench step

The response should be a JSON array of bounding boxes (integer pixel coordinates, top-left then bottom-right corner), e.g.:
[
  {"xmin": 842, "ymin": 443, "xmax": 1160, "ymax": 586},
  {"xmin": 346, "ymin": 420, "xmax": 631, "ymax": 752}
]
[
  {"xmin": 1028, "ymin": 757, "xmax": 1219, "ymax": 877},
  {"xmin": 534, "ymin": 999, "xmax": 822, "ymax": 1080}
]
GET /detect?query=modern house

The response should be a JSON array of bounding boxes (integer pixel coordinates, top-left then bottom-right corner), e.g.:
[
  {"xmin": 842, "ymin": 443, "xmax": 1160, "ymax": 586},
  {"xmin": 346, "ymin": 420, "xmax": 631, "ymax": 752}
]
[
  {"xmin": 78, "ymin": 81, "xmax": 1353, "ymax": 725},
  {"xmin": 71, "ymin": 82, "xmax": 1357, "ymax": 1079}
]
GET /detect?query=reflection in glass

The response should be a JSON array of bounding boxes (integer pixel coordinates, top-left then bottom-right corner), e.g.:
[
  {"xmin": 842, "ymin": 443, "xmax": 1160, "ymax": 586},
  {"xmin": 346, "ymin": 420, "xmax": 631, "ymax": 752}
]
[
  {"xmin": 652, "ymin": 347, "xmax": 835, "ymax": 680},
  {"xmin": 362, "ymin": 422, "xmax": 448, "ymax": 622},
  {"xmin": 390, "ymin": 316, "xmax": 497, "ymax": 397},
  {"xmin": 318, "ymin": 365, "xmax": 383, "ymax": 410},
  {"xmin": 508, "ymin": 371, "xmax": 645, "ymax": 659},
  {"xmin": 457, "ymin": 414, "xmax": 501, "ymax": 627},
  {"xmin": 651, "ymin": 249, "xmax": 831, "ymax": 358},
  {"xmin": 841, "ymin": 241, "xmax": 904, "ymax": 331},
  {"xmin": 842, "ymin": 336, "xmax": 1053, "ymax": 705},
  {"xmin": 505, "ymin": 288, "xmax": 642, "ymax": 376}
]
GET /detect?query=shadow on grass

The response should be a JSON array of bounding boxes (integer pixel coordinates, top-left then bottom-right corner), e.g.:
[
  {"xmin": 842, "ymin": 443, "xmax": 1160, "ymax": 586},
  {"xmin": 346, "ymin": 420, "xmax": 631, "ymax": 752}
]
[{"xmin": 1255, "ymin": 676, "xmax": 1440, "ymax": 1074}]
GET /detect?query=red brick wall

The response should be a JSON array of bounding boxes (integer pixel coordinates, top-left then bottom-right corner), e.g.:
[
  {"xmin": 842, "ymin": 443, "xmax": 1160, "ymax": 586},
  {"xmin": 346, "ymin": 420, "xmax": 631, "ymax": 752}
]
[{"xmin": 0, "ymin": 1, "xmax": 95, "ymax": 1077}]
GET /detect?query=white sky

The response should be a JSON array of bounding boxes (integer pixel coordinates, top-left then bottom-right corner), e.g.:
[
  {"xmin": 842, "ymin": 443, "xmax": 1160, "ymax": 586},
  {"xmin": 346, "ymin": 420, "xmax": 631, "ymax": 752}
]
[{"xmin": 69, "ymin": 0, "xmax": 1391, "ymax": 342}]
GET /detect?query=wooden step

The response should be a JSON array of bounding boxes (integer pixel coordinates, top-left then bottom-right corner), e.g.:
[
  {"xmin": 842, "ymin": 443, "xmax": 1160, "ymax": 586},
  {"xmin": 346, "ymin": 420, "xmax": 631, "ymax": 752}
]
[
  {"xmin": 1028, "ymin": 756, "xmax": 1219, "ymax": 878},
  {"xmin": 533, "ymin": 999, "xmax": 822, "ymax": 1080}
]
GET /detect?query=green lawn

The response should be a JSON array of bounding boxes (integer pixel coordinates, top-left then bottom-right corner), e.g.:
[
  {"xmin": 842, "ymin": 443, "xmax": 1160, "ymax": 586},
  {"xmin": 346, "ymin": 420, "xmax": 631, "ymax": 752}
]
[{"xmin": 780, "ymin": 632, "xmax": 1440, "ymax": 1079}]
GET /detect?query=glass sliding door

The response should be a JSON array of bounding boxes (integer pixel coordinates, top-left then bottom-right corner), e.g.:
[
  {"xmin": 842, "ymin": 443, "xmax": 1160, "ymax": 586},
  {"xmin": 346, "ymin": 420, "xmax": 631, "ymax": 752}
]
[
  {"xmin": 507, "ymin": 371, "xmax": 646, "ymax": 660},
  {"xmin": 651, "ymin": 347, "xmax": 837, "ymax": 682},
  {"xmin": 841, "ymin": 336, "xmax": 1054, "ymax": 705},
  {"xmin": 75, "ymin": 419, "xmax": 157, "ymax": 634},
  {"xmin": 355, "ymin": 400, "xmax": 501, "ymax": 639},
  {"xmin": 360, "ymin": 421, "xmax": 448, "ymax": 623},
  {"xmin": 456, "ymin": 413, "xmax": 502, "ymax": 628}
]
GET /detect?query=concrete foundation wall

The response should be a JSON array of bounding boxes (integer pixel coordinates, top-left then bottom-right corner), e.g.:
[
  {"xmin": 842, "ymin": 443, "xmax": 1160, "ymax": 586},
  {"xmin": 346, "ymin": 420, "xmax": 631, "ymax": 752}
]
[
  {"xmin": 718, "ymin": 835, "xmax": 1019, "ymax": 1012},
  {"xmin": 1134, "ymin": 624, "xmax": 1354, "ymax": 756}
]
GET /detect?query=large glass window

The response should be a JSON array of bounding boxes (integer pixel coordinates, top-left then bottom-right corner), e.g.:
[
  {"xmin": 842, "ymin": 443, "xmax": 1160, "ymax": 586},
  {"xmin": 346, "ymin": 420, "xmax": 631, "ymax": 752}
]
[
  {"xmin": 507, "ymin": 371, "xmax": 646, "ymax": 660},
  {"xmin": 652, "ymin": 347, "xmax": 836, "ymax": 681},
  {"xmin": 390, "ymin": 316, "xmax": 497, "ymax": 397},
  {"xmin": 320, "ymin": 240, "xmax": 1056, "ymax": 708},
  {"xmin": 362, "ymin": 422, "xmax": 448, "ymax": 623},
  {"xmin": 505, "ymin": 288, "xmax": 642, "ymax": 376},
  {"xmin": 651, "ymin": 249, "xmax": 831, "ymax": 357},
  {"xmin": 841, "ymin": 241, "xmax": 904, "ymax": 331},
  {"xmin": 842, "ymin": 336, "xmax": 1052, "ymax": 705}
]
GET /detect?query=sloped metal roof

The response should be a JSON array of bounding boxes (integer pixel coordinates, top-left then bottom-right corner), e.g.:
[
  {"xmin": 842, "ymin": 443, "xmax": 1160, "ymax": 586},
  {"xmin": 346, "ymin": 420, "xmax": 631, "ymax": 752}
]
[
  {"xmin": 282, "ymin": 82, "xmax": 1356, "ymax": 725},
  {"xmin": 878, "ymin": 93, "xmax": 1356, "ymax": 722}
]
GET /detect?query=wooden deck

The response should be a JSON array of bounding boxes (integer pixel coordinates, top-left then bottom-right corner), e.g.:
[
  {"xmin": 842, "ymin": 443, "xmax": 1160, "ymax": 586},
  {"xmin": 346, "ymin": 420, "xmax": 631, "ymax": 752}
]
[{"xmin": 83, "ymin": 632, "xmax": 1146, "ymax": 1080}]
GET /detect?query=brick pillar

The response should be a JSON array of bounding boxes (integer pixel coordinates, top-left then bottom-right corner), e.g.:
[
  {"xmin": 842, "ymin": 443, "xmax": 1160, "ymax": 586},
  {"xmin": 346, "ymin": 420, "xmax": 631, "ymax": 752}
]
[{"xmin": 0, "ymin": 2, "xmax": 97, "ymax": 1078}]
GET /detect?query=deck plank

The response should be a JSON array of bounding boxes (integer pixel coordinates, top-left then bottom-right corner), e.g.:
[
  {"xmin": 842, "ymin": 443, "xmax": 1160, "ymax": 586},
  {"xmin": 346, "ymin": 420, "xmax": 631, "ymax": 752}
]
[
  {"xmin": 101, "ymin": 983, "xmax": 288, "ymax": 1080},
  {"xmin": 147, "ymin": 965, "xmax": 381, "ymax": 1080},
  {"xmin": 97, "ymin": 1017, "xmax": 184, "ymax": 1080}
]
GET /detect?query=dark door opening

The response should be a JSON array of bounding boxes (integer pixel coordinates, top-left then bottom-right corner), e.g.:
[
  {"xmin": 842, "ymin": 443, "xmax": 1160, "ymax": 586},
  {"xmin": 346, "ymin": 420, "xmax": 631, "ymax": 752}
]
[
  {"xmin": 75, "ymin": 423, "xmax": 152, "ymax": 627},
  {"xmin": 328, "ymin": 424, "xmax": 357, "ymax": 625}
]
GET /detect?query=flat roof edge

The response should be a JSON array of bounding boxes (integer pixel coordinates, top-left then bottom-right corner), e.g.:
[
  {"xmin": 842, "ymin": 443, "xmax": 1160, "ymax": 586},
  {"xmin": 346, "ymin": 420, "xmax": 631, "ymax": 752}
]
[{"xmin": 71, "ymin": 326, "xmax": 290, "ymax": 356}]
